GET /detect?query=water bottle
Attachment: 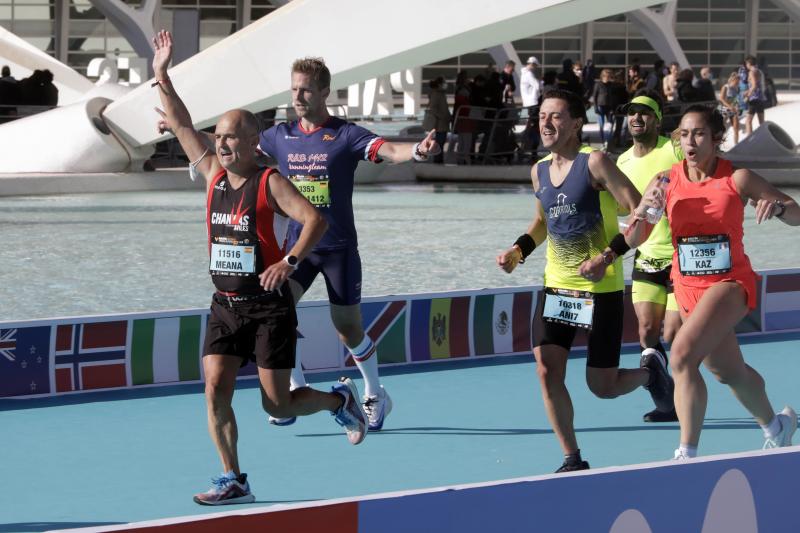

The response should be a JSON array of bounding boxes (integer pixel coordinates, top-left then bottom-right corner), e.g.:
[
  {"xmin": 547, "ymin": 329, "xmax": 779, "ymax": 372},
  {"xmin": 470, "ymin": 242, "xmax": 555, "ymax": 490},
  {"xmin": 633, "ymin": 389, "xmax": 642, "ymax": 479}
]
[{"xmin": 645, "ymin": 175, "xmax": 669, "ymax": 224}]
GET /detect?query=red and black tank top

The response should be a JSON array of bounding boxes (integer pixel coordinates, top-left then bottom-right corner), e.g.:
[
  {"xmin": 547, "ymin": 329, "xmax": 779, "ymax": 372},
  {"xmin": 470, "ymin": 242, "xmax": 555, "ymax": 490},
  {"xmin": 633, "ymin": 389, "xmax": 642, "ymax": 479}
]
[{"xmin": 206, "ymin": 168, "xmax": 289, "ymax": 294}]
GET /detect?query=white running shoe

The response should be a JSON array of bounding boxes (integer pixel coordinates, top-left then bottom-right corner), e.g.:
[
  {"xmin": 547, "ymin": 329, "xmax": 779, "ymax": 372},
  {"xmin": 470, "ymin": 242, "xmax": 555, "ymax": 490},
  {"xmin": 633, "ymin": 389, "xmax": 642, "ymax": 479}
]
[
  {"xmin": 331, "ymin": 377, "xmax": 368, "ymax": 445},
  {"xmin": 763, "ymin": 406, "xmax": 798, "ymax": 449},
  {"xmin": 364, "ymin": 386, "xmax": 393, "ymax": 431},
  {"xmin": 673, "ymin": 448, "xmax": 692, "ymax": 460},
  {"xmin": 268, "ymin": 415, "xmax": 296, "ymax": 426}
]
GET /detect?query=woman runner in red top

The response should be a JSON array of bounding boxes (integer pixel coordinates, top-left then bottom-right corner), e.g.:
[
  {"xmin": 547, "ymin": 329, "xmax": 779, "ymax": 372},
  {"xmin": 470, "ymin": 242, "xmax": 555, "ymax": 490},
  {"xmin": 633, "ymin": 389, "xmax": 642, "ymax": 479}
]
[{"xmin": 630, "ymin": 105, "xmax": 800, "ymax": 459}]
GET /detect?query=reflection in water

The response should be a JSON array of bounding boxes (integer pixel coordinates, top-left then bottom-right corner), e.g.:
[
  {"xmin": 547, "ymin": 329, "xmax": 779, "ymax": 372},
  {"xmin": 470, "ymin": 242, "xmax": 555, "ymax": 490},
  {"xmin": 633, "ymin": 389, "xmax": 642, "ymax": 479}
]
[{"xmin": 1, "ymin": 186, "xmax": 799, "ymax": 321}]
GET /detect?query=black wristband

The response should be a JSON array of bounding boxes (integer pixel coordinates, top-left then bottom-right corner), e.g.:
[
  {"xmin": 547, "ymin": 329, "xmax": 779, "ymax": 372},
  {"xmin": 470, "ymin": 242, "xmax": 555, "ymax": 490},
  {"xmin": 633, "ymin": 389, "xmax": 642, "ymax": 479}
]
[
  {"xmin": 608, "ymin": 233, "xmax": 630, "ymax": 257},
  {"xmin": 514, "ymin": 234, "xmax": 536, "ymax": 260}
]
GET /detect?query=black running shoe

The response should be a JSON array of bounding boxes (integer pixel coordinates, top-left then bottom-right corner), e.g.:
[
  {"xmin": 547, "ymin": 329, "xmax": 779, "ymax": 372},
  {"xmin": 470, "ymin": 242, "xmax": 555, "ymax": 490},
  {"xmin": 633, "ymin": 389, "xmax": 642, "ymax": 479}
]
[
  {"xmin": 555, "ymin": 460, "xmax": 590, "ymax": 473},
  {"xmin": 643, "ymin": 407, "xmax": 679, "ymax": 423},
  {"xmin": 641, "ymin": 348, "xmax": 675, "ymax": 413}
]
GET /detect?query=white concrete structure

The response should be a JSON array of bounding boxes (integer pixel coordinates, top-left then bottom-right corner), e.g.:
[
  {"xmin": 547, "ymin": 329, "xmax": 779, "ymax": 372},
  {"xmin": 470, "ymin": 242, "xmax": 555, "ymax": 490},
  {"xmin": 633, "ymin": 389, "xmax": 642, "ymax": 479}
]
[
  {"xmin": 0, "ymin": 0, "xmax": 659, "ymax": 173},
  {"xmin": 103, "ymin": 0, "xmax": 660, "ymax": 149}
]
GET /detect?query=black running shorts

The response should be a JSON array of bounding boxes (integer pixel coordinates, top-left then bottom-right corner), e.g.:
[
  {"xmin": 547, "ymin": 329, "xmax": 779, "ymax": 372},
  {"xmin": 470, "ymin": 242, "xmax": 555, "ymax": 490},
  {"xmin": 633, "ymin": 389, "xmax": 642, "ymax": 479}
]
[
  {"xmin": 532, "ymin": 289, "xmax": 624, "ymax": 369},
  {"xmin": 203, "ymin": 287, "xmax": 297, "ymax": 370}
]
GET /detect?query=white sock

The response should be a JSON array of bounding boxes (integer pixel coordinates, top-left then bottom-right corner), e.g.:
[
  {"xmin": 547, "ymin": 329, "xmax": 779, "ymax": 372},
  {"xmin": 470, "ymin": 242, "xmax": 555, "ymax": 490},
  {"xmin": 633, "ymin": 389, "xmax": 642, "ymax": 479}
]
[
  {"xmin": 679, "ymin": 444, "xmax": 698, "ymax": 458},
  {"xmin": 761, "ymin": 415, "xmax": 782, "ymax": 439},
  {"xmin": 289, "ymin": 355, "xmax": 308, "ymax": 390},
  {"xmin": 348, "ymin": 335, "xmax": 380, "ymax": 397}
]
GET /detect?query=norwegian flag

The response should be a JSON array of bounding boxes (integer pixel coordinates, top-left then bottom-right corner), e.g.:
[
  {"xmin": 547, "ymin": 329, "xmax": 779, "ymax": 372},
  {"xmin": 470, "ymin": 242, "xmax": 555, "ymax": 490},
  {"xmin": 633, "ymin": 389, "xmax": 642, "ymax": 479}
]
[{"xmin": 54, "ymin": 321, "xmax": 128, "ymax": 392}]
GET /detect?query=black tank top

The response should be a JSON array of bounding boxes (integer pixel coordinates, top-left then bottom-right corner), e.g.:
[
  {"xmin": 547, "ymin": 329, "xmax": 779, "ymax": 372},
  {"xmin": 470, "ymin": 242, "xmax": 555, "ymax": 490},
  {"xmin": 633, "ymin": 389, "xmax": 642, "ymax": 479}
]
[{"xmin": 206, "ymin": 168, "xmax": 289, "ymax": 294}]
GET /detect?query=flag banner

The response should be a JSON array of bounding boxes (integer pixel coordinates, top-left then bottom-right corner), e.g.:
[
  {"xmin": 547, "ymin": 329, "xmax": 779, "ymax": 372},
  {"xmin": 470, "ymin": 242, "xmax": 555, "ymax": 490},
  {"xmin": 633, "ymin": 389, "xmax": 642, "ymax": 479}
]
[
  {"xmin": 765, "ymin": 272, "xmax": 800, "ymax": 331},
  {"xmin": 54, "ymin": 321, "xmax": 127, "ymax": 392},
  {"xmin": 346, "ymin": 300, "xmax": 408, "ymax": 367},
  {"xmin": 0, "ymin": 326, "xmax": 51, "ymax": 397},
  {"xmin": 409, "ymin": 296, "xmax": 471, "ymax": 361},
  {"xmin": 130, "ymin": 316, "xmax": 203, "ymax": 385},
  {"xmin": 473, "ymin": 291, "xmax": 534, "ymax": 356}
]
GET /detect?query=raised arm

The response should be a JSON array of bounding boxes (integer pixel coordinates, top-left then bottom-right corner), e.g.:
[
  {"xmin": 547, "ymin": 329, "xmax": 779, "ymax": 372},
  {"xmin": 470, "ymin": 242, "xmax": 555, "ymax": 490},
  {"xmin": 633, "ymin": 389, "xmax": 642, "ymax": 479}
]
[
  {"xmin": 735, "ymin": 167, "xmax": 800, "ymax": 226},
  {"xmin": 152, "ymin": 30, "xmax": 218, "ymax": 183},
  {"xmin": 496, "ymin": 164, "xmax": 548, "ymax": 273},
  {"xmin": 377, "ymin": 129, "xmax": 441, "ymax": 163},
  {"xmin": 257, "ymin": 171, "xmax": 328, "ymax": 291}
]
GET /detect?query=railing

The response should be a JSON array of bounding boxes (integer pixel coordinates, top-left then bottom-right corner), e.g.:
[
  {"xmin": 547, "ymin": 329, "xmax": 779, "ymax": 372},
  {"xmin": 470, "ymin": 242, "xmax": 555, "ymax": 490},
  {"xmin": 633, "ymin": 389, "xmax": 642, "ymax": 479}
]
[{"xmin": 450, "ymin": 105, "xmax": 529, "ymax": 165}]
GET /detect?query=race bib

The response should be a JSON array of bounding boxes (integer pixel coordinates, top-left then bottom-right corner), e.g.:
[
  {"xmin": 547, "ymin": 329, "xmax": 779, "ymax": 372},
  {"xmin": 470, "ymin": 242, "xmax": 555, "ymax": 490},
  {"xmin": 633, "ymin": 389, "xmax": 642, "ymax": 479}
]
[
  {"xmin": 634, "ymin": 254, "xmax": 672, "ymax": 274},
  {"xmin": 291, "ymin": 175, "xmax": 330, "ymax": 207},
  {"xmin": 542, "ymin": 288, "xmax": 595, "ymax": 329},
  {"xmin": 677, "ymin": 234, "xmax": 731, "ymax": 276},
  {"xmin": 210, "ymin": 236, "xmax": 256, "ymax": 276}
]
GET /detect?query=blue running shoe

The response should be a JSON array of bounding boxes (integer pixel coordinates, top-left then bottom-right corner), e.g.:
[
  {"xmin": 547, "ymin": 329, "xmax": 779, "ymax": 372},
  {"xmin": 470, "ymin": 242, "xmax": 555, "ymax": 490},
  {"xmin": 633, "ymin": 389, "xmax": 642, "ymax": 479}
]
[
  {"xmin": 193, "ymin": 471, "xmax": 255, "ymax": 506},
  {"xmin": 332, "ymin": 377, "xmax": 368, "ymax": 444}
]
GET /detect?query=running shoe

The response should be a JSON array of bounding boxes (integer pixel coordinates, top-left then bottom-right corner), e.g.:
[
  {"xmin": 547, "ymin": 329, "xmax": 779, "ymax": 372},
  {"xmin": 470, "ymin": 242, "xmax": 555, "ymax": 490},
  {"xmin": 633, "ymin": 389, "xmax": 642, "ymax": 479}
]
[
  {"xmin": 763, "ymin": 406, "xmax": 798, "ymax": 449},
  {"xmin": 193, "ymin": 472, "xmax": 255, "ymax": 505},
  {"xmin": 364, "ymin": 386, "xmax": 393, "ymax": 431},
  {"xmin": 673, "ymin": 449, "xmax": 692, "ymax": 460},
  {"xmin": 332, "ymin": 377, "xmax": 368, "ymax": 445},
  {"xmin": 641, "ymin": 348, "xmax": 675, "ymax": 413},
  {"xmin": 643, "ymin": 407, "xmax": 679, "ymax": 423},
  {"xmin": 268, "ymin": 415, "xmax": 296, "ymax": 426},
  {"xmin": 555, "ymin": 459, "xmax": 590, "ymax": 473}
]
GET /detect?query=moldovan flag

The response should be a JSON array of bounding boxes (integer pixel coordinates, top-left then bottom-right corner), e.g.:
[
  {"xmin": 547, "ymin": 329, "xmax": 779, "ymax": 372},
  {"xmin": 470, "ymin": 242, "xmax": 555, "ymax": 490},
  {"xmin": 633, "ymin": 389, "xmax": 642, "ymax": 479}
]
[
  {"xmin": 130, "ymin": 316, "xmax": 203, "ymax": 385},
  {"xmin": 54, "ymin": 321, "xmax": 128, "ymax": 392},
  {"xmin": 409, "ymin": 296, "xmax": 470, "ymax": 361},
  {"xmin": 472, "ymin": 291, "xmax": 534, "ymax": 356}
]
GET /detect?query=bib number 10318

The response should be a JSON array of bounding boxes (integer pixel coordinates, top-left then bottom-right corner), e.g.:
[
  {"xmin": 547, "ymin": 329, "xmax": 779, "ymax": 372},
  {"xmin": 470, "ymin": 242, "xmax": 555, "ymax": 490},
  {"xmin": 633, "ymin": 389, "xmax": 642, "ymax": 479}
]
[{"xmin": 542, "ymin": 288, "xmax": 595, "ymax": 329}]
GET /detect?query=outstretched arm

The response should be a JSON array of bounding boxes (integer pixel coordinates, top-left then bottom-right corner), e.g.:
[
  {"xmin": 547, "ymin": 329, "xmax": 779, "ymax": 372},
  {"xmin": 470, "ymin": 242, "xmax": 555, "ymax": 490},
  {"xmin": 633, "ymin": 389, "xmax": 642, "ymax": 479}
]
[
  {"xmin": 258, "ymin": 172, "xmax": 328, "ymax": 291},
  {"xmin": 735, "ymin": 168, "xmax": 800, "ymax": 226},
  {"xmin": 152, "ymin": 30, "xmax": 218, "ymax": 183},
  {"xmin": 377, "ymin": 129, "xmax": 441, "ymax": 163}
]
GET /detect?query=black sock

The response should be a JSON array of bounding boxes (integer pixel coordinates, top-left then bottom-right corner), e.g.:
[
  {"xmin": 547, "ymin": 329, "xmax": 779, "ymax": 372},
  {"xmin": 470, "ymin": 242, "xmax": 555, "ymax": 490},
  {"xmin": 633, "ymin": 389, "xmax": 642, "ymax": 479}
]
[{"xmin": 564, "ymin": 449, "xmax": 583, "ymax": 466}]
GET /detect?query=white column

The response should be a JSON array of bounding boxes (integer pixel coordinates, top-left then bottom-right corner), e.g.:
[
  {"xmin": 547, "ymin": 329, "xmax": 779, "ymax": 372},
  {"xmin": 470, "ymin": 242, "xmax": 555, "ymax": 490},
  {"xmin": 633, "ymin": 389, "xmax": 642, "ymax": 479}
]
[
  {"xmin": 486, "ymin": 42, "xmax": 522, "ymax": 99},
  {"xmin": 237, "ymin": 0, "xmax": 252, "ymax": 30},
  {"xmin": 54, "ymin": 0, "xmax": 69, "ymax": 64},
  {"xmin": 626, "ymin": 2, "xmax": 690, "ymax": 69},
  {"xmin": 581, "ymin": 21, "xmax": 594, "ymax": 65},
  {"xmin": 88, "ymin": 0, "xmax": 161, "ymax": 76}
]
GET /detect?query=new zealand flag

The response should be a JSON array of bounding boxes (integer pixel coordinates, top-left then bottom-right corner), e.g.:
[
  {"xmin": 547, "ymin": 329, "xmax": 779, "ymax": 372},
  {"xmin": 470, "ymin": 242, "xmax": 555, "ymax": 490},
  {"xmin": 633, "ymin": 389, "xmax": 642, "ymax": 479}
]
[{"xmin": 0, "ymin": 326, "xmax": 51, "ymax": 397}]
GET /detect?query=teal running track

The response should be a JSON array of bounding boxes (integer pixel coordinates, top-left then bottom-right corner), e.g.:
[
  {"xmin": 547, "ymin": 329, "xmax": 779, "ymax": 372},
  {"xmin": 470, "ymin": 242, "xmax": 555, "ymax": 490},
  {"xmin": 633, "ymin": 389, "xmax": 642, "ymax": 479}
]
[{"xmin": 2, "ymin": 332, "xmax": 799, "ymax": 532}]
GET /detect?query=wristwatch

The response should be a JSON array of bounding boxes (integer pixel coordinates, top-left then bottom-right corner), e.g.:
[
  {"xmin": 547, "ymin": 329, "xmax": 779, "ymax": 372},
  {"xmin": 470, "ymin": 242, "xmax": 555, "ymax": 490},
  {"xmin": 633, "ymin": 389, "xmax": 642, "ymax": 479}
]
[
  {"xmin": 601, "ymin": 250, "xmax": 616, "ymax": 266},
  {"xmin": 283, "ymin": 255, "xmax": 299, "ymax": 270}
]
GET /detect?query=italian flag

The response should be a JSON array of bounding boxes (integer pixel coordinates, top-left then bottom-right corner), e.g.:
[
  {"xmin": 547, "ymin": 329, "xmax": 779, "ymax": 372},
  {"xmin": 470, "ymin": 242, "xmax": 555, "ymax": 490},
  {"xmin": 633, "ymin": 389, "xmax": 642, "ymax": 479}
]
[{"xmin": 130, "ymin": 316, "xmax": 203, "ymax": 385}]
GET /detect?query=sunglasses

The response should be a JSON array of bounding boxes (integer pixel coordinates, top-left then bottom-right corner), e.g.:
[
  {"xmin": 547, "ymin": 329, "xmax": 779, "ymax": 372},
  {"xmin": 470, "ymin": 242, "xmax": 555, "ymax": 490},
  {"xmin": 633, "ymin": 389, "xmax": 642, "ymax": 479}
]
[{"xmin": 626, "ymin": 106, "xmax": 655, "ymax": 117}]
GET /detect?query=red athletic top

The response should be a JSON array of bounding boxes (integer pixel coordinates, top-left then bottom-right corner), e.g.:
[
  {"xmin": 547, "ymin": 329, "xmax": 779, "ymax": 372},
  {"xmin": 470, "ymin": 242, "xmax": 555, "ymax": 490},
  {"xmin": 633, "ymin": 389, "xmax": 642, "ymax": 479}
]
[
  {"xmin": 666, "ymin": 158, "xmax": 756, "ymax": 290},
  {"xmin": 206, "ymin": 168, "xmax": 289, "ymax": 294}
]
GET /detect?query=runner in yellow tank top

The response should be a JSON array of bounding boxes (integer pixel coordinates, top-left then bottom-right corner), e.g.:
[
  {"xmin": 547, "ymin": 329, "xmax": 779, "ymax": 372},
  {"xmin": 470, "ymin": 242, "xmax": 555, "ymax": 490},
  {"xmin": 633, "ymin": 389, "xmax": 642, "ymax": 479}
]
[
  {"xmin": 616, "ymin": 91, "xmax": 683, "ymax": 423},
  {"xmin": 495, "ymin": 89, "xmax": 674, "ymax": 474}
]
